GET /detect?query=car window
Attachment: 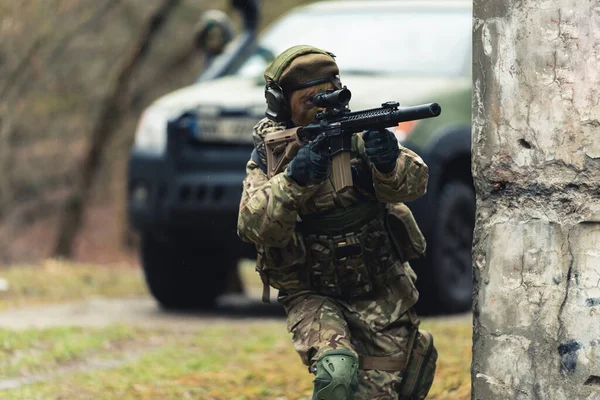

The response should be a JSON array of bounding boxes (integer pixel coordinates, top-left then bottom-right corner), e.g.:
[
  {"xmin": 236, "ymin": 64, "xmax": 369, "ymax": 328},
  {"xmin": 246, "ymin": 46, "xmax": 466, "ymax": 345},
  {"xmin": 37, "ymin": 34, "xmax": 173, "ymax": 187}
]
[{"xmin": 235, "ymin": 7, "xmax": 471, "ymax": 78}]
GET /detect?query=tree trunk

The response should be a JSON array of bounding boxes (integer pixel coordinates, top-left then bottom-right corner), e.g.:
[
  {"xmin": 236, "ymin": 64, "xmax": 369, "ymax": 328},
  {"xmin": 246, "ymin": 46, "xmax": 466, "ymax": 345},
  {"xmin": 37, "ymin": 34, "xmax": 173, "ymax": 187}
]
[
  {"xmin": 53, "ymin": 0, "xmax": 182, "ymax": 258},
  {"xmin": 472, "ymin": 1, "xmax": 600, "ymax": 399},
  {"xmin": 0, "ymin": 105, "xmax": 13, "ymax": 215}
]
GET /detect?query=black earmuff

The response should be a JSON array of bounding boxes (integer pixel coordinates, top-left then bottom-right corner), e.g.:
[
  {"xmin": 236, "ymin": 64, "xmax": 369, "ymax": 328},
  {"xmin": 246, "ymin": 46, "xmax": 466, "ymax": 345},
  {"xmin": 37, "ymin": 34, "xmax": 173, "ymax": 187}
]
[{"xmin": 264, "ymin": 81, "xmax": 290, "ymax": 122}]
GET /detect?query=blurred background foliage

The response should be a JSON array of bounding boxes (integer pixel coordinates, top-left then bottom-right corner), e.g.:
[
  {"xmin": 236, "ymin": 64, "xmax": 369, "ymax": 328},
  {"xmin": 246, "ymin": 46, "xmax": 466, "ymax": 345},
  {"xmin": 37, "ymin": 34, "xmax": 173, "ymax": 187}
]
[{"xmin": 0, "ymin": 0, "xmax": 316, "ymax": 265}]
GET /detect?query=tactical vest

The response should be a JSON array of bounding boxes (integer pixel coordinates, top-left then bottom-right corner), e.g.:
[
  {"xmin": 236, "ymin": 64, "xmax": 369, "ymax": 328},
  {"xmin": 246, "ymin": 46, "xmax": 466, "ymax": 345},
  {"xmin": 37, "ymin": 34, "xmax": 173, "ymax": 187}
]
[{"xmin": 254, "ymin": 134, "xmax": 426, "ymax": 301}]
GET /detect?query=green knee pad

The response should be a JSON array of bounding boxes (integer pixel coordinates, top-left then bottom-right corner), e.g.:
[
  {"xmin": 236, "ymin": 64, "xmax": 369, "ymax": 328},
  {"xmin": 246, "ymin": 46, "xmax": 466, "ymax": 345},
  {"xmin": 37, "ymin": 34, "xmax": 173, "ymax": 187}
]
[{"xmin": 312, "ymin": 349, "xmax": 359, "ymax": 400}]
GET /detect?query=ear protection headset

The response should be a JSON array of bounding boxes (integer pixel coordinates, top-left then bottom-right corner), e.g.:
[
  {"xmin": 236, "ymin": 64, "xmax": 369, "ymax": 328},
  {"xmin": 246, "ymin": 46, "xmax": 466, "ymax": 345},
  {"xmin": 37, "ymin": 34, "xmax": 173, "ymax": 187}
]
[
  {"xmin": 264, "ymin": 80, "xmax": 289, "ymax": 122},
  {"xmin": 264, "ymin": 45, "xmax": 340, "ymax": 122}
]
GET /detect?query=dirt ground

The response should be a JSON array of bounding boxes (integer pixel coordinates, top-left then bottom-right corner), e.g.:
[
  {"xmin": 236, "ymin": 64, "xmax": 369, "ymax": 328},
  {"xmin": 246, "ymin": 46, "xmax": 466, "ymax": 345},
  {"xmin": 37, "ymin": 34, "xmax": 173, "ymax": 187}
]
[
  {"xmin": 0, "ymin": 291, "xmax": 471, "ymax": 331},
  {"xmin": 0, "ymin": 294, "xmax": 283, "ymax": 331}
]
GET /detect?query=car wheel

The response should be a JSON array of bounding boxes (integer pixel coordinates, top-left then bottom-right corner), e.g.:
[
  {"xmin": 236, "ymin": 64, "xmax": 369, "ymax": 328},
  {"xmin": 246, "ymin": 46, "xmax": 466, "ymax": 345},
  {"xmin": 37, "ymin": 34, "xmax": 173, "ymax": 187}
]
[
  {"xmin": 429, "ymin": 180, "xmax": 475, "ymax": 313},
  {"xmin": 140, "ymin": 231, "xmax": 234, "ymax": 309}
]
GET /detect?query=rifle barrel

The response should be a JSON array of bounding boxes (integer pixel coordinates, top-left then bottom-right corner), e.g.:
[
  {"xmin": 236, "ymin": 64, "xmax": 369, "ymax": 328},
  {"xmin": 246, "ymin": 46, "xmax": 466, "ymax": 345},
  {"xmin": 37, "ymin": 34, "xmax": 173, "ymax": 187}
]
[
  {"xmin": 394, "ymin": 103, "xmax": 441, "ymax": 120},
  {"xmin": 340, "ymin": 102, "xmax": 441, "ymax": 133}
]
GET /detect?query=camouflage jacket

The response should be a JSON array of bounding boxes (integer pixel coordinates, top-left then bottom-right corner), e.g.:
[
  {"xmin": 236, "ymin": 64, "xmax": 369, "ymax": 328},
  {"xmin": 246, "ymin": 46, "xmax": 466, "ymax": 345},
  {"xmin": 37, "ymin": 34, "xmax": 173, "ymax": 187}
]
[{"xmin": 237, "ymin": 117, "xmax": 428, "ymax": 299}]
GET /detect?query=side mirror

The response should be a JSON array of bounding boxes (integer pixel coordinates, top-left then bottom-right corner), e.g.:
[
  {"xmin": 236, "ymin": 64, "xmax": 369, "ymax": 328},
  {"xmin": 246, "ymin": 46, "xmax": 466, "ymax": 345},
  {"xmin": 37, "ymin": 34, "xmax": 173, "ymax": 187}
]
[{"xmin": 194, "ymin": 10, "xmax": 234, "ymax": 56}]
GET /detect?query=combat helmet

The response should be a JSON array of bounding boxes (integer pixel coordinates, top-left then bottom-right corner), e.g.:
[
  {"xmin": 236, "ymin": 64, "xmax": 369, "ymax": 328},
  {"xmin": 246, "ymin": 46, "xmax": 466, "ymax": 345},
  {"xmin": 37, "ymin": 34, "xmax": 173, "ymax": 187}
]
[{"xmin": 264, "ymin": 45, "xmax": 341, "ymax": 122}]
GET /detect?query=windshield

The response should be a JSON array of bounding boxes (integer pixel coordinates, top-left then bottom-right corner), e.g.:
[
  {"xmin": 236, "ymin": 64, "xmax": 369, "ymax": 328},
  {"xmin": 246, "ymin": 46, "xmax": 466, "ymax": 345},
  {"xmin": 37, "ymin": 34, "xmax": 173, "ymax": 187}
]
[{"xmin": 235, "ymin": 6, "xmax": 471, "ymax": 78}]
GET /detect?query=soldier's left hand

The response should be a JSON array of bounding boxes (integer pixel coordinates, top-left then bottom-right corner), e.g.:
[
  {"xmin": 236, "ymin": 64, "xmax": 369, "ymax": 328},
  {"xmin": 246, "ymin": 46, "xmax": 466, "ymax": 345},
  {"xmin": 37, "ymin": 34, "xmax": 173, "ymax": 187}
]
[{"xmin": 362, "ymin": 128, "xmax": 400, "ymax": 173}]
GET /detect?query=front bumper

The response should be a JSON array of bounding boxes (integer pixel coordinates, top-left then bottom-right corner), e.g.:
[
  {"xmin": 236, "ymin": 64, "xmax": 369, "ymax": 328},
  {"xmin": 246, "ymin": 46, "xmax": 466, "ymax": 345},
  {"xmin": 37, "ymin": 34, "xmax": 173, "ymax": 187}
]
[{"xmin": 127, "ymin": 145, "xmax": 253, "ymax": 235}]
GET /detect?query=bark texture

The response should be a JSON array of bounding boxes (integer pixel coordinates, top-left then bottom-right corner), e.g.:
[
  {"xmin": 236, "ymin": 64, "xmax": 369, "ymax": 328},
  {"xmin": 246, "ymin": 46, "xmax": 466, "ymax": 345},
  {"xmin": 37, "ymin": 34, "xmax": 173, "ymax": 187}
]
[
  {"xmin": 53, "ymin": 0, "xmax": 182, "ymax": 258},
  {"xmin": 472, "ymin": 1, "xmax": 600, "ymax": 399}
]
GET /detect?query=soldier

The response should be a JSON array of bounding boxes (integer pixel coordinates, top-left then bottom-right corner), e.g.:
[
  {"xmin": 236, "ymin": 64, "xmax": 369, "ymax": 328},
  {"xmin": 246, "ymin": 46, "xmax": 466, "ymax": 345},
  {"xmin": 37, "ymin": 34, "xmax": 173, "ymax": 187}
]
[
  {"xmin": 237, "ymin": 45, "xmax": 437, "ymax": 400},
  {"xmin": 193, "ymin": 10, "xmax": 234, "ymax": 66}
]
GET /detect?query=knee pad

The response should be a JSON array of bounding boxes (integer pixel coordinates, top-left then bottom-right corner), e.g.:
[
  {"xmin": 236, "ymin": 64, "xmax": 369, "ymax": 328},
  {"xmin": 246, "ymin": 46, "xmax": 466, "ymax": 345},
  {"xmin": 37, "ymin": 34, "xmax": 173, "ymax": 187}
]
[{"xmin": 312, "ymin": 349, "xmax": 359, "ymax": 400}]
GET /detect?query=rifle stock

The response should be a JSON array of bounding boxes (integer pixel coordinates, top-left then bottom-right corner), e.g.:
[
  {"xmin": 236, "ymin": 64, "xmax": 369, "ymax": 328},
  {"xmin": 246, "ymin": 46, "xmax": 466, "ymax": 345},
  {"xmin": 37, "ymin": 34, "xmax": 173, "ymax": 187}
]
[
  {"xmin": 264, "ymin": 129, "xmax": 352, "ymax": 191},
  {"xmin": 265, "ymin": 127, "xmax": 302, "ymax": 179}
]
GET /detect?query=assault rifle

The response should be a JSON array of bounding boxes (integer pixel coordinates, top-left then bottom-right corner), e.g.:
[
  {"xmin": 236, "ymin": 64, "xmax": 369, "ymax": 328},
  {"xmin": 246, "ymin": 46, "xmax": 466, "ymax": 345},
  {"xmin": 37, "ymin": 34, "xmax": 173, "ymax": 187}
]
[{"xmin": 264, "ymin": 87, "xmax": 441, "ymax": 191}]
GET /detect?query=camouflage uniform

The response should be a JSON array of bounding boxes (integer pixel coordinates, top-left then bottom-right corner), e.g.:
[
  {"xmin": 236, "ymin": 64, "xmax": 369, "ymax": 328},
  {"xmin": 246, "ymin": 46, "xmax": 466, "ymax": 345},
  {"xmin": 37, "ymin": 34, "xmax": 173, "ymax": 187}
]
[{"xmin": 237, "ymin": 117, "xmax": 437, "ymax": 399}]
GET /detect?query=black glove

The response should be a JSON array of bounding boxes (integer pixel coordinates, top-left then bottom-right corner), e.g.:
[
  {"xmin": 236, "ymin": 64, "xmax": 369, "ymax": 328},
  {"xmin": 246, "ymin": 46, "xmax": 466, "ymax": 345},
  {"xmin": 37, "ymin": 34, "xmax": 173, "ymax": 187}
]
[
  {"xmin": 362, "ymin": 128, "xmax": 400, "ymax": 173},
  {"xmin": 351, "ymin": 163, "xmax": 375, "ymax": 194},
  {"xmin": 286, "ymin": 134, "xmax": 330, "ymax": 186}
]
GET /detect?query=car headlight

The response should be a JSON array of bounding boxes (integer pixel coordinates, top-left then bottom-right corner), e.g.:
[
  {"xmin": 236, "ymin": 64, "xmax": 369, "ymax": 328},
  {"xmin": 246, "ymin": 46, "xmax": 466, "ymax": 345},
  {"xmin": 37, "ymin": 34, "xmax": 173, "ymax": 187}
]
[{"xmin": 132, "ymin": 107, "xmax": 169, "ymax": 156}]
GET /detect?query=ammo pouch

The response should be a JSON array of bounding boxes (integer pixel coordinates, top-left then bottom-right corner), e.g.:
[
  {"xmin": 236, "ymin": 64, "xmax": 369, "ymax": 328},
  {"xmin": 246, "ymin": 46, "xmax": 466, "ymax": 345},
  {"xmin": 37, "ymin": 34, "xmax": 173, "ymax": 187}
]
[
  {"xmin": 255, "ymin": 233, "xmax": 309, "ymax": 302},
  {"xmin": 298, "ymin": 202, "xmax": 396, "ymax": 299},
  {"xmin": 303, "ymin": 222, "xmax": 390, "ymax": 299},
  {"xmin": 397, "ymin": 329, "xmax": 438, "ymax": 400},
  {"xmin": 385, "ymin": 203, "xmax": 426, "ymax": 262}
]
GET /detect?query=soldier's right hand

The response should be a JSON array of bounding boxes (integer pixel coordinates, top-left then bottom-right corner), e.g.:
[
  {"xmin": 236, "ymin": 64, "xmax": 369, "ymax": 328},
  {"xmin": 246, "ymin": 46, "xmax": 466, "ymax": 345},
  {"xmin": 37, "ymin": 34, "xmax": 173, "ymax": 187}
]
[{"xmin": 286, "ymin": 133, "xmax": 330, "ymax": 186}]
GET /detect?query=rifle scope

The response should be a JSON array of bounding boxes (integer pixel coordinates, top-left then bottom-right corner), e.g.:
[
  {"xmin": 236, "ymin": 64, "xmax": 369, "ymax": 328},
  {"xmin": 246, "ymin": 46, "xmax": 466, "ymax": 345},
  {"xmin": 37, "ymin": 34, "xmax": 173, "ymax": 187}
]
[{"xmin": 311, "ymin": 87, "xmax": 351, "ymax": 109}]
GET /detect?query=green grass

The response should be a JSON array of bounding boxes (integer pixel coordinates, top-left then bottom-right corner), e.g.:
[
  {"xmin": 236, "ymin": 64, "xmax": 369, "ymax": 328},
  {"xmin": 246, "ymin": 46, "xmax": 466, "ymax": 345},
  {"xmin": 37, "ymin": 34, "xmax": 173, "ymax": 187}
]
[
  {"xmin": 1, "ymin": 322, "xmax": 471, "ymax": 399},
  {"xmin": 0, "ymin": 325, "xmax": 141, "ymax": 378},
  {"xmin": 0, "ymin": 261, "xmax": 472, "ymax": 399},
  {"xmin": 2, "ymin": 323, "xmax": 313, "ymax": 400},
  {"xmin": 0, "ymin": 259, "xmax": 148, "ymax": 310},
  {"xmin": 421, "ymin": 320, "xmax": 473, "ymax": 399}
]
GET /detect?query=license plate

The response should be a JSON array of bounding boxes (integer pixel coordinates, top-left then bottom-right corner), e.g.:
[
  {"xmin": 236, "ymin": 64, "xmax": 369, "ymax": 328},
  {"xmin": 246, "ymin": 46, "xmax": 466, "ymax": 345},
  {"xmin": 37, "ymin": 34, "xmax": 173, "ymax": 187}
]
[
  {"xmin": 217, "ymin": 118, "xmax": 257, "ymax": 141},
  {"xmin": 193, "ymin": 115, "xmax": 258, "ymax": 144}
]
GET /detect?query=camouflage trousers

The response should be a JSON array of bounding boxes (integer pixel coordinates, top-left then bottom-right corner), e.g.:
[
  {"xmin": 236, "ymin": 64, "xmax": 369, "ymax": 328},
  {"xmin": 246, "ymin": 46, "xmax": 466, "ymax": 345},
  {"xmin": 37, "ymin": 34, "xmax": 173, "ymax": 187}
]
[{"xmin": 279, "ymin": 273, "xmax": 431, "ymax": 400}]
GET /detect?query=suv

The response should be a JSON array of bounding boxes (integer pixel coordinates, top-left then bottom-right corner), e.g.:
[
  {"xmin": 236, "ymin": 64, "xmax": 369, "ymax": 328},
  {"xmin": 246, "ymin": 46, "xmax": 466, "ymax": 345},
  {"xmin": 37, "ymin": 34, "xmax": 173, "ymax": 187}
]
[{"xmin": 128, "ymin": 0, "xmax": 474, "ymax": 313}]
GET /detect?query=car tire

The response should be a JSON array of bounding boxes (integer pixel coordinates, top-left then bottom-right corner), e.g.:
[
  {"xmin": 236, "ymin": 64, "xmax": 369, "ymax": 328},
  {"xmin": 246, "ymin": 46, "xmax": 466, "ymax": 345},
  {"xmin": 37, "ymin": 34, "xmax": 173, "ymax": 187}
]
[
  {"xmin": 427, "ymin": 180, "xmax": 475, "ymax": 314},
  {"xmin": 140, "ymin": 231, "xmax": 233, "ymax": 309}
]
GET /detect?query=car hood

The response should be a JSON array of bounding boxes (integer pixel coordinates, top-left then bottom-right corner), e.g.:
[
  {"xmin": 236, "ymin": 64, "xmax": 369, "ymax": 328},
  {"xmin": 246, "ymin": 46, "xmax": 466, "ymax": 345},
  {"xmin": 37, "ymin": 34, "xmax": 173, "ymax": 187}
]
[{"xmin": 150, "ymin": 74, "xmax": 469, "ymax": 116}]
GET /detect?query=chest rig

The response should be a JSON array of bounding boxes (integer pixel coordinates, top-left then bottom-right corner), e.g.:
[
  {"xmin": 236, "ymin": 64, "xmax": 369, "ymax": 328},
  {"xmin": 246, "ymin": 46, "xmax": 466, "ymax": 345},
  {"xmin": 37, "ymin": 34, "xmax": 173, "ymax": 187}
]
[
  {"xmin": 260, "ymin": 149, "xmax": 399, "ymax": 301},
  {"xmin": 297, "ymin": 199, "xmax": 398, "ymax": 299}
]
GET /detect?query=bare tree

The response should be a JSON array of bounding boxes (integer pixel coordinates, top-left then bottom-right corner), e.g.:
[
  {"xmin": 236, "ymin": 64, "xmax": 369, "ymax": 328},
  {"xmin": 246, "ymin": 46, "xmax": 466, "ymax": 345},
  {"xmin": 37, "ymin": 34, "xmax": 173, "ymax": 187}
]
[
  {"xmin": 0, "ymin": 105, "xmax": 12, "ymax": 215},
  {"xmin": 53, "ymin": 0, "xmax": 183, "ymax": 258}
]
